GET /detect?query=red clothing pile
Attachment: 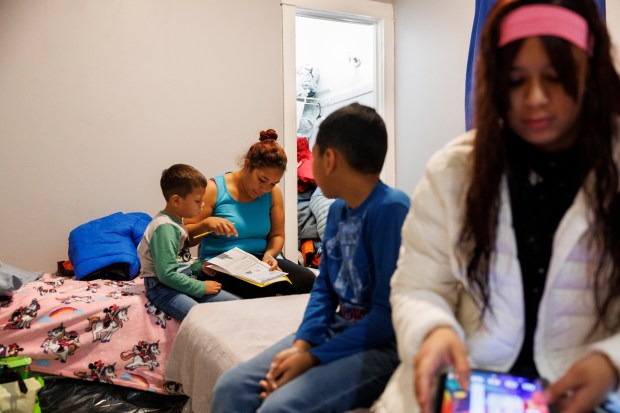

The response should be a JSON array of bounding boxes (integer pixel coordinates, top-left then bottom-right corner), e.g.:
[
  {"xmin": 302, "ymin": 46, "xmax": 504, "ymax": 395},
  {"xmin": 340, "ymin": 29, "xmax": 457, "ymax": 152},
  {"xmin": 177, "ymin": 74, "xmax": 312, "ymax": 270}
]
[{"xmin": 297, "ymin": 137, "xmax": 315, "ymax": 192}]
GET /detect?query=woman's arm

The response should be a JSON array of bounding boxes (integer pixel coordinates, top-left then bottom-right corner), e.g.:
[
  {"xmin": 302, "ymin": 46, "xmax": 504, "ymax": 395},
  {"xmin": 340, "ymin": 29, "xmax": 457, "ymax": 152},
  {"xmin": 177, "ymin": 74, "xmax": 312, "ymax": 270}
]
[
  {"xmin": 391, "ymin": 147, "xmax": 472, "ymax": 413},
  {"xmin": 391, "ymin": 173, "xmax": 465, "ymax": 364},
  {"xmin": 391, "ymin": 137, "xmax": 476, "ymax": 363},
  {"xmin": 184, "ymin": 179, "xmax": 237, "ymax": 246},
  {"xmin": 263, "ymin": 185, "xmax": 285, "ymax": 267}
]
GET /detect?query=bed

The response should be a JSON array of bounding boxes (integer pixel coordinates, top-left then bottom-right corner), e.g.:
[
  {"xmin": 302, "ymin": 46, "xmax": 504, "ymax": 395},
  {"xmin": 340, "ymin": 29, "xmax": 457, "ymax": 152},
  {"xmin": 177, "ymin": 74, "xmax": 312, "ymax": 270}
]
[
  {"xmin": 1, "ymin": 272, "xmax": 182, "ymax": 396},
  {"xmin": 164, "ymin": 293, "xmax": 310, "ymax": 412},
  {"xmin": 165, "ymin": 294, "xmax": 372, "ymax": 413}
]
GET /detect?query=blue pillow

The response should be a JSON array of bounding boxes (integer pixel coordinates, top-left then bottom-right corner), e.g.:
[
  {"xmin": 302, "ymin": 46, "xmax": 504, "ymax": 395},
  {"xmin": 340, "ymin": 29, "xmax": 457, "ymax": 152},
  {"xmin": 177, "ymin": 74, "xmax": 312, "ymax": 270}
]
[{"xmin": 68, "ymin": 212, "xmax": 151, "ymax": 280}]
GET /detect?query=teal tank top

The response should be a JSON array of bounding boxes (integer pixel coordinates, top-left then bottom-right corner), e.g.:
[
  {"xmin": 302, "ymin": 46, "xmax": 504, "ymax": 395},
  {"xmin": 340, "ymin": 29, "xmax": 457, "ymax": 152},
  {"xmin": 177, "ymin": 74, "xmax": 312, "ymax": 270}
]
[{"xmin": 199, "ymin": 173, "xmax": 272, "ymax": 260}]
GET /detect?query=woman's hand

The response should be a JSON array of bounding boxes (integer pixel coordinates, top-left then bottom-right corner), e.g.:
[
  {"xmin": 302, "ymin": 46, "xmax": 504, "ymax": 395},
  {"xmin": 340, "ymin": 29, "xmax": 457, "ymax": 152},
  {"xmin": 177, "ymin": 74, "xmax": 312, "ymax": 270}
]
[
  {"xmin": 204, "ymin": 217, "xmax": 238, "ymax": 237},
  {"xmin": 545, "ymin": 352, "xmax": 619, "ymax": 413},
  {"xmin": 262, "ymin": 254, "xmax": 281, "ymax": 271},
  {"xmin": 204, "ymin": 280, "xmax": 222, "ymax": 295},
  {"xmin": 414, "ymin": 326, "xmax": 470, "ymax": 413}
]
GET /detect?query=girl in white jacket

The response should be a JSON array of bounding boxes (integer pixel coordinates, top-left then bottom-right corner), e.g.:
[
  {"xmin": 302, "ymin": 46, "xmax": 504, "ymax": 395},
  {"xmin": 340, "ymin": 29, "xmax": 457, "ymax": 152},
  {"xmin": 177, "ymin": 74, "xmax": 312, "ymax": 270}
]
[{"xmin": 374, "ymin": 1, "xmax": 620, "ymax": 412}]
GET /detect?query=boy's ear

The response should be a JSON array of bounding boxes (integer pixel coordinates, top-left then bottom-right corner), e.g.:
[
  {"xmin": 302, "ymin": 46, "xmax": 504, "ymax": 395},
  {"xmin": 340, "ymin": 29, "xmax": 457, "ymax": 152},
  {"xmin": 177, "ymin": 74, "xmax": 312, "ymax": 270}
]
[
  {"xmin": 322, "ymin": 148, "xmax": 337, "ymax": 175},
  {"xmin": 169, "ymin": 194, "xmax": 181, "ymax": 205}
]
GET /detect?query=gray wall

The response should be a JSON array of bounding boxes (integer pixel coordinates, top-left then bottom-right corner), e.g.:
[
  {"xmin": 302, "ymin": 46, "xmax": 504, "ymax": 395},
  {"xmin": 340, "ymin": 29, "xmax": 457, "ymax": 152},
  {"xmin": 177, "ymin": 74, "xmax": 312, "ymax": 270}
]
[{"xmin": 1, "ymin": 0, "xmax": 619, "ymax": 271}]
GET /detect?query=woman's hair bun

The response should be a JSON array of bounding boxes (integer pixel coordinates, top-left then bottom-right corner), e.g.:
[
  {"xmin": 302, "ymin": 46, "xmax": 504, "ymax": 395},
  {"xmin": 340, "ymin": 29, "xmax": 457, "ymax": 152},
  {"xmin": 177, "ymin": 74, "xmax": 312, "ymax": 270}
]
[{"xmin": 259, "ymin": 129, "xmax": 278, "ymax": 142}]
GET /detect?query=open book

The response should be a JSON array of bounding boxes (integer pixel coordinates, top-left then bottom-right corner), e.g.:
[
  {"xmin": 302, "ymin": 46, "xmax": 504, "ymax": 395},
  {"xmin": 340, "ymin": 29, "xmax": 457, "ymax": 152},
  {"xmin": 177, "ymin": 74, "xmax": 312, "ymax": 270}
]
[{"xmin": 205, "ymin": 247, "xmax": 290, "ymax": 287}]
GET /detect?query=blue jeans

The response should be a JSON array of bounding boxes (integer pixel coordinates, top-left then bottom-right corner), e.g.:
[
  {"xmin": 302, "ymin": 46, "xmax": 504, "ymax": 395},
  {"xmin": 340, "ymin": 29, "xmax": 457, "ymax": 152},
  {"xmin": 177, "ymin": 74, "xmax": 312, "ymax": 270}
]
[
  {"xmin": 211, "ymin": 333, "xmax": 399, "ymax": 413},
  {"xmin": 144, "ymin": 277, "xmax": 239, "ymax": 321}
]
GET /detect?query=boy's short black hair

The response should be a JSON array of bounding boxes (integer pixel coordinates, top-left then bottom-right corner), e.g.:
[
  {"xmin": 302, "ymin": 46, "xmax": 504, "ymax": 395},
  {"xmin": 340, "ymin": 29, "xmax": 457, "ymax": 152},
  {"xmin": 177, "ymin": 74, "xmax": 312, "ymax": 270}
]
[
  {"xmin": 314, "ymin": 103, "xmax": 387, "ymax": 174},
  {"xmin": 160, "ymin": 164, "xmax": 207, "ymax": 201}
]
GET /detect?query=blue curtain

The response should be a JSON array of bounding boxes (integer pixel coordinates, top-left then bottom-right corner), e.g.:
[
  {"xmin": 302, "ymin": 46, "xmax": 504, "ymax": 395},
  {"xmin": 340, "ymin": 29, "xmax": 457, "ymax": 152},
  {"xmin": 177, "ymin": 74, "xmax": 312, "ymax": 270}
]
[{"xmin": 465, "ymin": 0, "xmax": 606, "ymax": 130}]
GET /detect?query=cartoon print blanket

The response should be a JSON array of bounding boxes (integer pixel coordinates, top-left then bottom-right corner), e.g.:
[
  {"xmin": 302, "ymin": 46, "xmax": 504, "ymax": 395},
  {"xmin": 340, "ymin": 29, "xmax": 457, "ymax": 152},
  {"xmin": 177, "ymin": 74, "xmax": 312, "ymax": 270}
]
[{"xmin": 0, "ymin": 273, "xmax": 182, "ymax": 395}]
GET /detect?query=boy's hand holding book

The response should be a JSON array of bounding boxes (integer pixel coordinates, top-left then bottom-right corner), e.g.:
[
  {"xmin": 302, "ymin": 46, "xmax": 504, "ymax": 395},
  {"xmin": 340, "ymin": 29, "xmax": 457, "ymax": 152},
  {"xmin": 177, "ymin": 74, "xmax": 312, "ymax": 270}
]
[
  {"xmin": 204, "ymin": 280, "xmax": 222, "ymax": 295},
  {"xmin": 201, "ymin": 261, "xmax": 218, "ymax": 277}
]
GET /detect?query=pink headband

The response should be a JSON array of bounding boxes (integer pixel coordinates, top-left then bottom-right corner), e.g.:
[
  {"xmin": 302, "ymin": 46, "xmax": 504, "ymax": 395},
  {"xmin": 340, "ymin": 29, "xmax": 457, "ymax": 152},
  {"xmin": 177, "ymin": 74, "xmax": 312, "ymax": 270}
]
[{"xmin": 499, "ymin": 4, "xmax": 591, "ymax": 53}]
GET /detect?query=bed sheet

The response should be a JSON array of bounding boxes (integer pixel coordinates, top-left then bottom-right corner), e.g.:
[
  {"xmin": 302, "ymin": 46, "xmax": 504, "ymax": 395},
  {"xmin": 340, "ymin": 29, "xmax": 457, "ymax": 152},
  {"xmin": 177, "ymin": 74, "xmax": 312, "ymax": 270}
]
[
  {"xmin": 164, "ymin": 293, "xmax": 310, "ymax": 412},
  {"xmin": 0, "ymin": 273, "xmax": 182, "ymax": 395}
]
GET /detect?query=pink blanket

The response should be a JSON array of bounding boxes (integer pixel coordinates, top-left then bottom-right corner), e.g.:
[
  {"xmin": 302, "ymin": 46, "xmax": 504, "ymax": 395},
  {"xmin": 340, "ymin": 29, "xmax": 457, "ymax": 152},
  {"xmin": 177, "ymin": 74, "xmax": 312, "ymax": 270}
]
[{"xmin": 1, "ymin": 273, "xmax": 182, "ymax": 395}]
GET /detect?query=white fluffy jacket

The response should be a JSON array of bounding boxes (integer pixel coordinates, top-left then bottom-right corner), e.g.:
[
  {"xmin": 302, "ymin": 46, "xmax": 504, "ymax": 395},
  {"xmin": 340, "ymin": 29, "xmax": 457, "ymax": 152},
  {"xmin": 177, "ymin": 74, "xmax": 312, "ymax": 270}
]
[{"xmin": 373, "ymin": 132, "xmax": 620, "ymax": 412}]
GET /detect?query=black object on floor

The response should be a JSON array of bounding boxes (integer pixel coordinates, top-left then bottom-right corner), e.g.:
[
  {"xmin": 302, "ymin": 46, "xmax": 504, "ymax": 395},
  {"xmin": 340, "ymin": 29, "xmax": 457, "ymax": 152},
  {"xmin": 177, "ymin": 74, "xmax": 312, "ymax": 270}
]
[{"xmin": 37, "ymin": 375, "xmax": 188, "ymax": 413}]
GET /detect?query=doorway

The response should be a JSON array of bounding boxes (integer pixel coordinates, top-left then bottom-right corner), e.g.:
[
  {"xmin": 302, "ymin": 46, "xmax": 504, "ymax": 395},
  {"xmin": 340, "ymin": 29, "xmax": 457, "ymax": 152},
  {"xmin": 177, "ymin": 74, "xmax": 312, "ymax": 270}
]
[
  {"xmin": 281, "ymin": 0, "xmax": 395, "ymax": 261},
  {"xmin": 295, "ymin": 15, "xmax": 376, "ymax": 147}
]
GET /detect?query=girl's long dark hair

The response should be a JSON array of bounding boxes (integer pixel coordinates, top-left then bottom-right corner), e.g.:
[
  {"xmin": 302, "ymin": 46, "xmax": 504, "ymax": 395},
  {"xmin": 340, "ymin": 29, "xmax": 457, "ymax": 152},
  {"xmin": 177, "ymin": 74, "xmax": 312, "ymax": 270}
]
[{"xmin": 458, "ymin": 0, "xmax": 620, "ymax": 330}]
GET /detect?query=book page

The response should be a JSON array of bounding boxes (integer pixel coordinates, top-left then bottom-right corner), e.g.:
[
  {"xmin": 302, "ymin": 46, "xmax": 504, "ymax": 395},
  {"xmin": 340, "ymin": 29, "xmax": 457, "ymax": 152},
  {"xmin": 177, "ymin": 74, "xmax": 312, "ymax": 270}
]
[{"xmin": 206, "ymin": 247, "xmax": 288, "ymax": 284}]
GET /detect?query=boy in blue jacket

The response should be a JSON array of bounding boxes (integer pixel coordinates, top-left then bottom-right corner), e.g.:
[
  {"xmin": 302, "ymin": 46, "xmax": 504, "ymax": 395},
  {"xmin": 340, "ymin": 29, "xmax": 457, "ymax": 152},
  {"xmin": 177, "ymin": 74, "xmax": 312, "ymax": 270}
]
[{"xmin": 211, "ymin": 103, "xmax": 410, "ymax": 412}]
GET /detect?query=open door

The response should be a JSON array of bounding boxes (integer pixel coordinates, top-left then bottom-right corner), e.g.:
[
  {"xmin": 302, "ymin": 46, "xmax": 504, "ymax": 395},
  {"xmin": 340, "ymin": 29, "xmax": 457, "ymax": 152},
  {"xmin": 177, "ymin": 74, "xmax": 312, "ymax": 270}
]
[{"xmin": 281, "ymin": 0, "xmax": 395, "ymax": 262}]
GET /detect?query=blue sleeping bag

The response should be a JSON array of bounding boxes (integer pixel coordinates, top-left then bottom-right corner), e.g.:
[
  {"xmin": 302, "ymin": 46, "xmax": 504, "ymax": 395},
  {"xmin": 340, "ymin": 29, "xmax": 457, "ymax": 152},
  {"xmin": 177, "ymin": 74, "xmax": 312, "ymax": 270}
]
[{"xmin": 68, "ymin": 212, "xmax": 152, "ymax": 280}]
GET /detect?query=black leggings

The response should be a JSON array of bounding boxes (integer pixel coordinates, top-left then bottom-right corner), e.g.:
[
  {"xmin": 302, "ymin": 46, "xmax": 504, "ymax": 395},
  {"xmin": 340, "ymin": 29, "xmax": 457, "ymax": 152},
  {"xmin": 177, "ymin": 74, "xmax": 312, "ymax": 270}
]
[{"xmin": 212, "ymin": 256, "xmax": 316, "ymax": 299}]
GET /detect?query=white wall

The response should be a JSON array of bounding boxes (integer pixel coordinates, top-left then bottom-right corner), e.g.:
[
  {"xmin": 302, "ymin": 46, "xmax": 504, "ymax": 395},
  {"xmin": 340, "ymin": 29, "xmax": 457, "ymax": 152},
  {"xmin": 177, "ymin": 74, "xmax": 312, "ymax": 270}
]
[
  {"xmin": 0, "ymin": 0, "xmax": 284, "ymax": 271},
  {"xmin": 393, "ymin": 0, "xmax": 620, "ymax": 196},
  {"xmin": 609, "ymin": 3, "xmax": 620, "ymax": 66},
  {"xmin": 392, "ymin": 0, "xmax": 473, "ymax": 195},
  {"xmin": 2, "ymin": 0, "xmax": 619, "ymax": 272}
]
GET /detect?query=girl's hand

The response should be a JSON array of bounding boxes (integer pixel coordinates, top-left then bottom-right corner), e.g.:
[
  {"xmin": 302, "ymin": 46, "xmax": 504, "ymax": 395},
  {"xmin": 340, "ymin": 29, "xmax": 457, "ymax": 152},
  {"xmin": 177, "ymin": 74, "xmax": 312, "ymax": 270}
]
[
  {"xmin": 545, "ymin": 352, "xmax": 619, "ymax": 413},
  {"xmin": 201, "ymin": 261, "xmax": 217, "ymax": 277},
  {"xmin": 204, "ymin": 217, "xmax": 238, "ymax": 237},
  {"xmin": 414, "ymin": 326, "xmax": 470, "ymax": 413},
  {"xmin": 262, "ymin": 254, "xmax": 280, "ymax": 271},
  {"xmin": 204, "ymin": 280, "xmax": 222, "ymax": 295}
]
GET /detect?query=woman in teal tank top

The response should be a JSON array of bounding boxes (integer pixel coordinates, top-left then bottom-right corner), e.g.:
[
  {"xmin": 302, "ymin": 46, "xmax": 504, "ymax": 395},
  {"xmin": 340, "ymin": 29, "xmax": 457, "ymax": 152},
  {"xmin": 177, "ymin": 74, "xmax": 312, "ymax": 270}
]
[{"xmin": 185, "ymin": 129, "xmax": 316, "ymax": 298}]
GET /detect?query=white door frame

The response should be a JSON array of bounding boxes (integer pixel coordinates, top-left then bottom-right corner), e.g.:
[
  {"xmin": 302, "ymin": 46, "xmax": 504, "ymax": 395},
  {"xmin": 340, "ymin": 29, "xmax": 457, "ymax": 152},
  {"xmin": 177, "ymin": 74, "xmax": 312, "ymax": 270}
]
[{"xmin": 281, "ymin": 0, "xmax": 395, "ymax": 261}]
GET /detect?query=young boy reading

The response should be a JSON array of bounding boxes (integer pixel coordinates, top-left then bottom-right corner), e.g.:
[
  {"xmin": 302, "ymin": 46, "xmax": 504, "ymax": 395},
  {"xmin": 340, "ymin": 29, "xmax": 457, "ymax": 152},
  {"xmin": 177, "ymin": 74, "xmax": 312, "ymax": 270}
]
[
  {"xmin": 211, "ymin": 103, "xmax": 410, "ymax": 412},
  {"xmin": 138, "ymin": 164, "xmax": 238, "ymax": 321}
]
